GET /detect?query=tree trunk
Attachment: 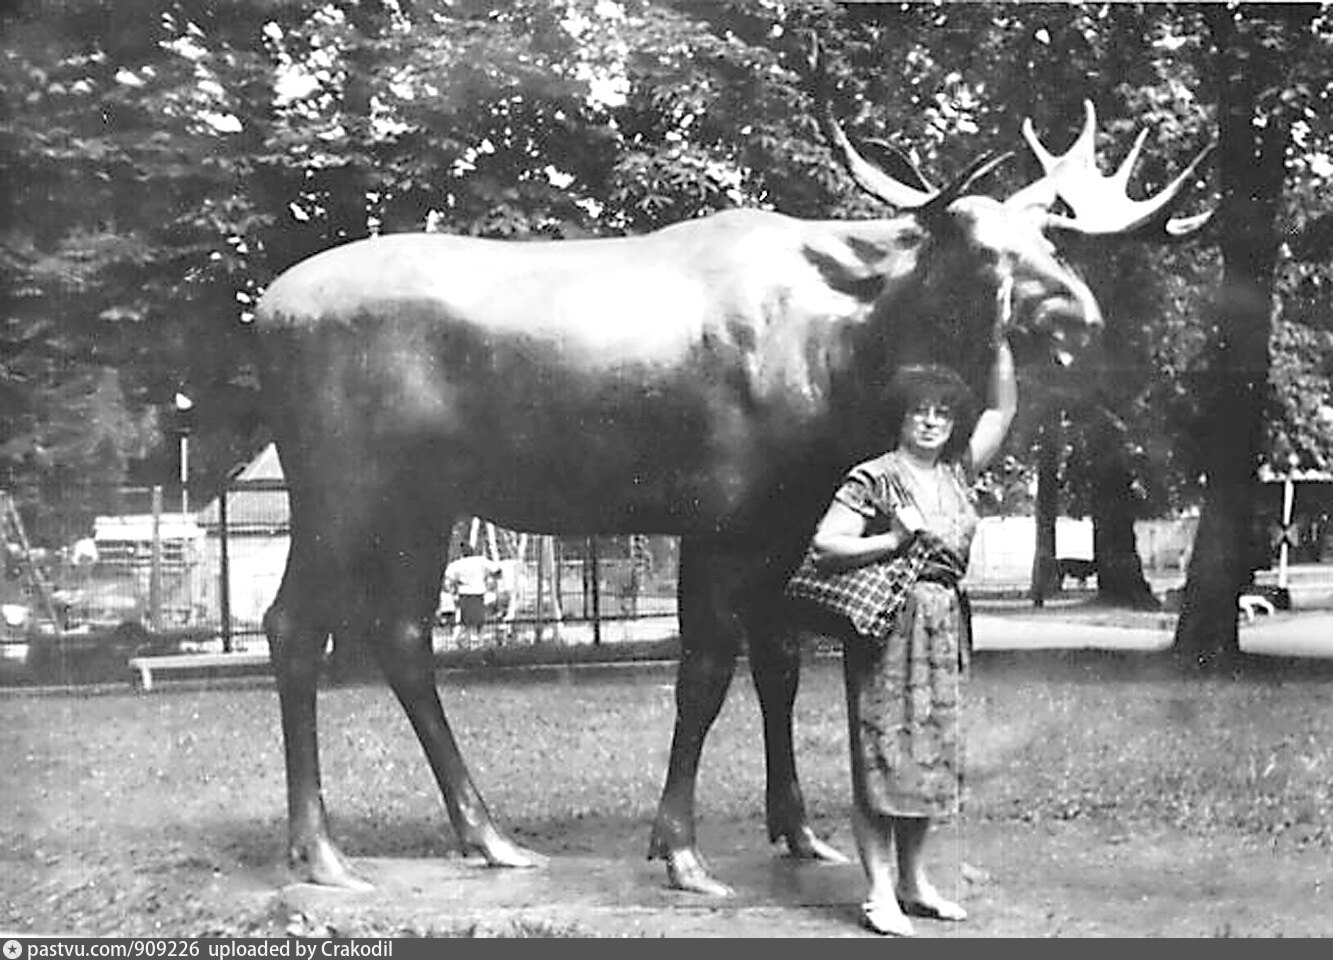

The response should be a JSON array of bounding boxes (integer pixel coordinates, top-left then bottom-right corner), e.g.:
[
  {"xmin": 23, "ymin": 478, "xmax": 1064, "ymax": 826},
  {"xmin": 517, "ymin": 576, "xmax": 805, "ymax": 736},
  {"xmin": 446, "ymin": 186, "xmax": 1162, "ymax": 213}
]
[
  {"xmin": 1091, "ymin": 441, "xmax": 1160, "ymax": 610},
  {"xmin": 1173, "ymin": 8, "xmax": 1292, "ymax": 670},
  {"xmin": 1030, "ymin": 413, "xmax": 1061, "ymax": 607}
]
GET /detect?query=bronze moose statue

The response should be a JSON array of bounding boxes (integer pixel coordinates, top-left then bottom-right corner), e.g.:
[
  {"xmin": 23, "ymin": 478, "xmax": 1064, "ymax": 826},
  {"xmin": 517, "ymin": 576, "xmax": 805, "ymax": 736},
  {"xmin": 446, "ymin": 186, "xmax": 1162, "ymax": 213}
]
[{"xmin": 255, "ymin": 89, "xmax": 1211, "ymax": 895}]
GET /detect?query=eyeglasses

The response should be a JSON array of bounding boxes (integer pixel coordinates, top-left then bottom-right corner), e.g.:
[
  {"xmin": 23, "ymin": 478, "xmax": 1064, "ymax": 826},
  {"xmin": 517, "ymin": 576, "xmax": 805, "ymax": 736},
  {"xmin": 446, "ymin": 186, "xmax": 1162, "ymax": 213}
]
[{"xmin": 909, "ymin": 403, "xmax": 955, "ymax": 422}]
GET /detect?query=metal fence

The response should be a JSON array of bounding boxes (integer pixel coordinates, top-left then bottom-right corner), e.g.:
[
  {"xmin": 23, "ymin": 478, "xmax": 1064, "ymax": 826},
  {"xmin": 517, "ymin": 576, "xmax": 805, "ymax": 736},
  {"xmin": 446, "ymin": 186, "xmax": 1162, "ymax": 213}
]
[
  {"xmin": 11, "ymin": 475, "xmax": 1309, "ymax": 674},
  {"xmin": 2, "ymin": 481, "xmax": 682, "ymax": 660}
]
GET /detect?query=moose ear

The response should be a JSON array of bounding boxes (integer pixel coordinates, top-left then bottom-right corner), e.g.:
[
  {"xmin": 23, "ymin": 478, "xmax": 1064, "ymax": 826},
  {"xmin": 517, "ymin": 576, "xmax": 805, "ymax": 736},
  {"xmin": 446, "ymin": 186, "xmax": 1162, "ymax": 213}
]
[
  {"xmin": 801, "ymin": 229, "xmax": 925, "ymax": 299},
  {"xmin": 856, "ymin": 138, "xmax": 937, "ymax": 193}
]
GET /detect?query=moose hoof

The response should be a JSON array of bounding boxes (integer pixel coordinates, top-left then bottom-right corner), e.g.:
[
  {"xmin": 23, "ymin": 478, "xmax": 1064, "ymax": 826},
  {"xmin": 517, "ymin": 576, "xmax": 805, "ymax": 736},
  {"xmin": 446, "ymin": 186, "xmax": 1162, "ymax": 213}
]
[
  {"xmin": 785, "ymin": 825, "xmax": 850, "ymax": 864},
  {"xmin": 293, "ymin": 841, "xmax": 374, "ymax": 891},
  {"xmin": 666, "ymin": 848, "xmax": 734, "ymax": 897},
  {"xmin": 471, "ymin": 834, "xmax": 548, "ymax": 869}
]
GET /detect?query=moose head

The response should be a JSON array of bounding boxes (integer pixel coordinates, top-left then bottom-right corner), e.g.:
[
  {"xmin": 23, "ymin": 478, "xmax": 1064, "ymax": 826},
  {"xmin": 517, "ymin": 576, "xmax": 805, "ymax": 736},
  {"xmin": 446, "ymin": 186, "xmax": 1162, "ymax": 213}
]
[{"xmin": 811, "ymin": 42, "xmax": 1214, "ymax": 401}]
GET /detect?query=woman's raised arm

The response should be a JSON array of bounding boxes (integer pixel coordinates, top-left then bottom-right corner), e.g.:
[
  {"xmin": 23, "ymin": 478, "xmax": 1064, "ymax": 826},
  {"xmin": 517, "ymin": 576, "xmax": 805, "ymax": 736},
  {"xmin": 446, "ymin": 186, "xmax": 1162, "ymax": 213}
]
[{"xmin": 968, "ymin": 336, "xmax": 1017, "ymax": 473}]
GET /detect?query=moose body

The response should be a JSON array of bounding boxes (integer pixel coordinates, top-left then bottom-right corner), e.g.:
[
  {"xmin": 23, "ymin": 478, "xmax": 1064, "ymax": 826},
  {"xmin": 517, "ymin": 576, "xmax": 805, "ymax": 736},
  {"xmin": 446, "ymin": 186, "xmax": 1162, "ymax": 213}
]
[
  {"xmin": 261, "ymin": 211, "xmax": 924, "ymax": 536},
  {"xmin": 257, "ymin": 98, "xmax": 1210, "ymax": 895}
]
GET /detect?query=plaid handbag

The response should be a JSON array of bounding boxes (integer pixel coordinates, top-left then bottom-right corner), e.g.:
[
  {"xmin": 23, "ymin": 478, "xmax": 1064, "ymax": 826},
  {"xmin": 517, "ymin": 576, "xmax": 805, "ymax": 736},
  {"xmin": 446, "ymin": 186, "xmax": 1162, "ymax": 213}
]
[
  {"xmin": 783, "ymin": 464, "xmax": 968, "ymax": 643},
  {"xmin": 783, "ymin": 536, "xmax": 931, "ymax": 643}
]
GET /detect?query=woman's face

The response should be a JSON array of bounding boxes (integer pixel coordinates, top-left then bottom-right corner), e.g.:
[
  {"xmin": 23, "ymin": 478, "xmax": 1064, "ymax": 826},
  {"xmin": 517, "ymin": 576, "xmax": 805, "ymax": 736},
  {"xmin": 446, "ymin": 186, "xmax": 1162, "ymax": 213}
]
[{"xmin": 898, "ymin": 397, "xmax": 956, "ymax": 458}]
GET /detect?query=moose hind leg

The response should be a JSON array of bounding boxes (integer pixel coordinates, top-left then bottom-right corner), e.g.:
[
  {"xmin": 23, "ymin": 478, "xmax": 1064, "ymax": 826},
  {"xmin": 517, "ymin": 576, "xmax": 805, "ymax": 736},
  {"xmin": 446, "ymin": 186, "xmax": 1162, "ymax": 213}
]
[
  {"xmin": 743, "ymin": 603, "xmax": 847, "ymax": 865},
  {"xmin": 265, "ymin": 576, "xmax": 369, "ymax": 889},
  {"xmin": 360, "ymin": 536, "xmax": 545, "ymax": 870},
  {"xmin": 648, "ymin": 539, "xmax": 742, "ymax": 897}
]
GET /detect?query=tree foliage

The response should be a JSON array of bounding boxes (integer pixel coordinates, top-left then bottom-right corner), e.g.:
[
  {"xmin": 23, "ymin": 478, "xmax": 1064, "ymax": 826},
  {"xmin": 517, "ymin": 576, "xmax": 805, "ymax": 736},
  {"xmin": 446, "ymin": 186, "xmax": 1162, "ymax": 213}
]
[{"xmin": 3, "ymin": 1, "xmax": 1332, "ymax": 586}]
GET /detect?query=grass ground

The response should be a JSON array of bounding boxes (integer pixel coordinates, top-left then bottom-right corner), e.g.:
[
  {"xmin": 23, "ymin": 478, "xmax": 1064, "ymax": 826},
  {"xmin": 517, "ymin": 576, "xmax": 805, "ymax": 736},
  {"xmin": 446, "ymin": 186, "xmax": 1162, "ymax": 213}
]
[{"xmin": 3, "ymin": 645, "xmax": 1333, "ymax": 937}]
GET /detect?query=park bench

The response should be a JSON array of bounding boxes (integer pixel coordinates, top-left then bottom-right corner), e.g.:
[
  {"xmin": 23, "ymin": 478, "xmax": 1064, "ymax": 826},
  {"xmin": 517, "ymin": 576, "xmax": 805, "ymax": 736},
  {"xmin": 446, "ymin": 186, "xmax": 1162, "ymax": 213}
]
[
  {"xmin": 128, "ymin": 649, "xmax": 269, "ymax": 691},
  {"xmin": 1237, "ymin": 593, "xmax": 1276, "ymax": 622},
  {"xmin": 1238, "ymin": 583, "xmax": 1292, "ymax": 622}
]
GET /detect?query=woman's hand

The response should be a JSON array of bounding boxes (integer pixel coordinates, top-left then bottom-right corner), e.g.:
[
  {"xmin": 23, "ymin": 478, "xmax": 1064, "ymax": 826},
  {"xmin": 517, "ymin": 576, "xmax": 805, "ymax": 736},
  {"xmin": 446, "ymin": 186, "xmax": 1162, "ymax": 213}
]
[
  {"xmin": 896, "ymin": 504, "xmax": 927, "ymax": 536},
  {"xmin": 993, "ymin": 273, "xmax": 1014, "ymax": 347},
  {"xmin": 913, "ymin": 527, "xmax": 948, "ymax": 554}
]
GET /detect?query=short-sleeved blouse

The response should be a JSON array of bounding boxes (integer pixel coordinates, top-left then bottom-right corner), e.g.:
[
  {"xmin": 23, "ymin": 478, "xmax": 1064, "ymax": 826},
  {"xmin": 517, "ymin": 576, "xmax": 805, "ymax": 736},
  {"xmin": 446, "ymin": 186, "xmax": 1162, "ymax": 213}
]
[{"xmin": 833, "ymin": 449, "xmax": 979, "ymax": 563}]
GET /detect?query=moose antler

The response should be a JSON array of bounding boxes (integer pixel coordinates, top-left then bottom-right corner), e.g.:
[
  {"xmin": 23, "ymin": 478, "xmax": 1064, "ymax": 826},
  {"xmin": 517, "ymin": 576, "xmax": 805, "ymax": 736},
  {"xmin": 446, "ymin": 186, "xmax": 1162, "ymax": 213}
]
[
  {"xmin": 818, "ymin": 111, "xmax": 940, "ymax": 209},
  {"xmin": 805, "ymin": 34, "xmax": 1014, "ymax": 213},
  {"xmin": 806, "ymin": 35, "xmax": 938, "ymax": 209},
  {"xmin": 1007, "ymin": 100, "xmax": 1215, "ymax": 239}
]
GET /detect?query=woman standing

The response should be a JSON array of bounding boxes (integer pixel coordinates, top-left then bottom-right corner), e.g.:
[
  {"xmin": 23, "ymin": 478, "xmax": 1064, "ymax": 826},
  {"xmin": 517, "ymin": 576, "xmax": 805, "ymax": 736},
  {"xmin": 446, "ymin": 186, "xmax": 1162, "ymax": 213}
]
[{"xmin": 789, "ymin": 332, "xmax": 1016, "ymax": 936}]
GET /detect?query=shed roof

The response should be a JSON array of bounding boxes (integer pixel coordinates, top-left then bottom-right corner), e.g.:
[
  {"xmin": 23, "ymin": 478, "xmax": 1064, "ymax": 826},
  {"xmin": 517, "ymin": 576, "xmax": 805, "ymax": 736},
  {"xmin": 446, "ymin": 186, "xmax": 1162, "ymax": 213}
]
[{"xmin": 196, "ymin": 444, "xmax": 289, "ymax": 534}]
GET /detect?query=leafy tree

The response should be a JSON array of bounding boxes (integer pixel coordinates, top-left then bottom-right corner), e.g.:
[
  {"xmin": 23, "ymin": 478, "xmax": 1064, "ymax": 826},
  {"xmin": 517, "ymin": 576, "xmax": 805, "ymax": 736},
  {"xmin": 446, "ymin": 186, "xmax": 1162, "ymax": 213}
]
[
  {"xmin": 5, "ymin": 0, "xmax": 1329, "ymax": 638},
  {"xmin": 1173, "ymin": 3, "xmax": 1327, "ymax": 670},
  {"xmin": 0, "ymin": 0, "xmax": 248, "ymax": 537}
]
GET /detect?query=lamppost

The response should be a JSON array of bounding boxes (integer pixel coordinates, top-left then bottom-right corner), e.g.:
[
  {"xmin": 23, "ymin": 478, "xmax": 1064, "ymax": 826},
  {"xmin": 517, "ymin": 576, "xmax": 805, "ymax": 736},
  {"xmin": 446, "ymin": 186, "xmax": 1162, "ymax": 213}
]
[
  {"xmin": 1278, "ymin": 451, "xmax": 1300, "ymax": 590},
  {"xmin": 174, "ymin": 392, "xmax": 194, "ymax": 516}
]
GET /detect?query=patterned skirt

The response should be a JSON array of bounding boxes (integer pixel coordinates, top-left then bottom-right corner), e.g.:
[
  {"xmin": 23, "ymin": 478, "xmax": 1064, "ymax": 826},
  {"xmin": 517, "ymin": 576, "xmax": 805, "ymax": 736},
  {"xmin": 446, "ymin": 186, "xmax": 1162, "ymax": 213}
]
[{"xmin": 841, "ymin": 580, "xmax": 966, "ymax": 819}]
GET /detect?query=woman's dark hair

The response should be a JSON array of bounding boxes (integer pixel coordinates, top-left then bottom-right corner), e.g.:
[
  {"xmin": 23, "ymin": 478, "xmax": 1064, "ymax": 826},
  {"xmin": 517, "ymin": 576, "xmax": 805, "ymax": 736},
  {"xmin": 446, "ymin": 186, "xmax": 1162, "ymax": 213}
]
[{"xmin": 885, "ymin": 364, "xmax": 978, "ymax": 462}]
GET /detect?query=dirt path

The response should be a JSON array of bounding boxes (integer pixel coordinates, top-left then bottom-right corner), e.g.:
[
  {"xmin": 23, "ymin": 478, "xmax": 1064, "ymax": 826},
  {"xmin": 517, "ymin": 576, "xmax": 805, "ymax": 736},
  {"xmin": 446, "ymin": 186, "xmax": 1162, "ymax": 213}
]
[{"xmin": 270, "ymin": 821, "xmax": 1332, "ymax": 938}]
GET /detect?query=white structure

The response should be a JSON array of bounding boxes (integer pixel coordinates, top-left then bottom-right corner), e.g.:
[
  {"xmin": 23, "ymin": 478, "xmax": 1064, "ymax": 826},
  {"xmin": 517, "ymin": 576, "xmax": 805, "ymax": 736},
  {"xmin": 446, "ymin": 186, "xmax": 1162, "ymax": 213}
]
[
  {"xmin": 90, "ymin": 511, "xmax": 211, "ymax": 625},
  {"xmin": 196, "ymin": 446, "xmax": 566, "ymax": 631},
  {"xmin": 195, "ymin": 446, "xmax": 289, "ymax": 628},
  {"xmin": 963, "ymin": 515, "xmax": 1196, "ymax": 587}
]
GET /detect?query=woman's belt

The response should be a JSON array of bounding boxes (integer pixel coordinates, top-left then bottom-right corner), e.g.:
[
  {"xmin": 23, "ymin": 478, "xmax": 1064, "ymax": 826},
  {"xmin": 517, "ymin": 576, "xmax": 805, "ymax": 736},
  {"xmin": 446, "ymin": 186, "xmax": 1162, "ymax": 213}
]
[{"xmin": 916, "ymin": 565, "xmax": 963, "ymax": 588}]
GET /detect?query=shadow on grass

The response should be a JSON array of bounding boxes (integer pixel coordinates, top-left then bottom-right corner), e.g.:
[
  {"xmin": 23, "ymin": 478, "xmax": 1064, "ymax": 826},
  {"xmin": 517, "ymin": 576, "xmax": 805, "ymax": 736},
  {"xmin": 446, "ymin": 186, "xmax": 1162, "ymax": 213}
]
[{"xmin": 199, "ymin": 808, "xmax": 661, "ymax": 913}]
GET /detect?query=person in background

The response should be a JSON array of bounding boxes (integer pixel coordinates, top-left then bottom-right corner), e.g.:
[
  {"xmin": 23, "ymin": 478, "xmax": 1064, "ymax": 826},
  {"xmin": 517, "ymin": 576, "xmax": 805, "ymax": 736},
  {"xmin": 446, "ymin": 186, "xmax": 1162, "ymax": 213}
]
[{"xmin": 443, "ymin": 541, "xmax": 503, "ymax": 649}]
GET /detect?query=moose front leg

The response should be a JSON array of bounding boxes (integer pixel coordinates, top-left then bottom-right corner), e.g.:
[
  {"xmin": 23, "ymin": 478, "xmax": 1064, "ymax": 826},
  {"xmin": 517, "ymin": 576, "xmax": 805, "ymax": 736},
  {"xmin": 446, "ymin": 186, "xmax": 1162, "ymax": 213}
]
[
  {"xmin": 743, "ymin": 605, "xmax": 847, "ymax": 865},
  {"xmin": 648, "ymin": 639, "xmax": 740, "ymax": 896},
  {"xmin": 648, "ymin": 539, "xmax": 743, "ymax": 896}
]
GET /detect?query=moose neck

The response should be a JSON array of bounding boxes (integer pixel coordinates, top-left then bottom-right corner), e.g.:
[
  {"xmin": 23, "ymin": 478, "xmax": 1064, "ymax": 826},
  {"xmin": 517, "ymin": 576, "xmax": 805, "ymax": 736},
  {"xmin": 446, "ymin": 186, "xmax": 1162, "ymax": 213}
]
[{"xmin": 863, "ymin": 229, "xmax": 999, "ymax": 385}]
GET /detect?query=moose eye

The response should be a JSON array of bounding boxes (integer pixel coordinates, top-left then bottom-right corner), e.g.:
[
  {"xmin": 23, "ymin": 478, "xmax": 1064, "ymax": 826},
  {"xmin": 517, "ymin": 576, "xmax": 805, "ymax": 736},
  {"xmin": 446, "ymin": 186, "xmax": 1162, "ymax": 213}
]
[{"xmin": 895, "ymin": 226, "xmax": 927, "ymax": 250}]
